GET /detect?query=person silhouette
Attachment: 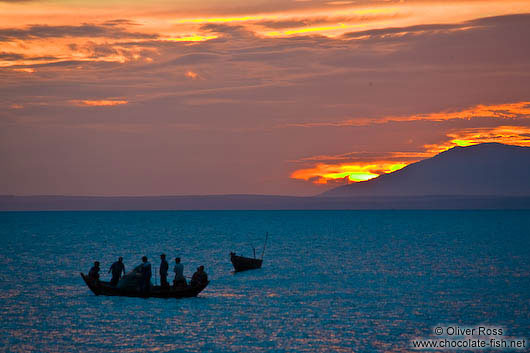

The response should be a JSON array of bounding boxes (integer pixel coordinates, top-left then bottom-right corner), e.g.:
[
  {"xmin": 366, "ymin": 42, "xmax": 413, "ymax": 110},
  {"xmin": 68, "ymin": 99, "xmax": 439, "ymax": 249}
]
[
  {"xmin": 108, "ymin": 257, "xmax": 125, "ymax": 286},
  {"xmin": 191, "ymin": 265, "xmax": 208, "ymax": 287},
  {"xmin": 173, "ymin": 257, "xmax": 186, "ymax": 288},
  {"xmin": 159, "ymin": 254, "xmax": 169, "ymax": 289},
  {"xmin": 140, "ymin": 256, "xmax": 152, "ymax": 293},
  {"xmin": 88, "ymin": 261, "xmax": 100, "ymax": 281}
]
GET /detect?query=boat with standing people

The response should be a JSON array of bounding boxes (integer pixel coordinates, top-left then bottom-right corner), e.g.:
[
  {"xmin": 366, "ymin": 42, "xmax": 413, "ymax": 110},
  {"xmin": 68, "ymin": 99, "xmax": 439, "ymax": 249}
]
[
  {"xmin": 81, "ymin": 272, "xmax": 209, "ymax": 298},
  {"xmin": 81, "ymin": 256, "xmax": 209, "ymax": 299}
]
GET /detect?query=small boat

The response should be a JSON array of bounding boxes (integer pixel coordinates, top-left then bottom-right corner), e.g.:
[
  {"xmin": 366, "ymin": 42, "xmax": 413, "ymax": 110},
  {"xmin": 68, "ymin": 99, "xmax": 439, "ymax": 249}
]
[
  {"xmin": 80, "ymin": 273, "xmax": 209, "ymax": 299},
  {"xmin": 230, "ymin": 232, "xmax": 268, "ymax": 272},
  {"xmin": 230, "ymin": 252, "xmax": 263, "ymax": 272}
]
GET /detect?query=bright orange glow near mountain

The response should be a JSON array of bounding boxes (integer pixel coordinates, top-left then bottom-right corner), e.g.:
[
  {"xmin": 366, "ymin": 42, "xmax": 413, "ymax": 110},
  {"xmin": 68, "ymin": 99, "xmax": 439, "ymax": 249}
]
[
  {"xmin": 291, "ymin": 102, "xmax": 530, "ymax": 186},
  {"xmin": 291, "ymin": 162, "xmax": 408, "ymax": 184},
  {"xmin": 292, "ymin": 125, "xmax": 530, "ymax": 185}
]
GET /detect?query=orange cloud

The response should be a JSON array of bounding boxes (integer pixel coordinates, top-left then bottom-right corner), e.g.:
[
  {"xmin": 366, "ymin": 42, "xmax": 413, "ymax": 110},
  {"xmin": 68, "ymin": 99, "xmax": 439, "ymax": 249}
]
[
  {"xmin": 287, "ymin": 102, "xmax": 530, "ymax": 128},
  {"xmin": 265, "ymin": 22, "xmax": 370, "ymax": 37},
  {"xmin": 185, "ymin": 70, "xmax": 199, "ymax": 79},
  {"xmin": 12, "ymin": 68, "xmax": 35, "ymax": 73},
  {"xmin": 425, "ymin": 126, "xmax": 530, "ymax": 153},
  {"xmin": 167, "ymin": 35, "xmax": 218, "ymax": 42},
  {"xmin": 71, "ymin": 99, "xmax": 129, "ymax": 107},
  {"xmin": 174, "ymin": 16, "xmax": 266, "ymax": 24},
  {"xmin": 405, "ymin": 102, "xmax": 530, "ymax": 122},
  {"xmin": 327, "ymin": 1, "xmax": 356, "ymax": 6}
]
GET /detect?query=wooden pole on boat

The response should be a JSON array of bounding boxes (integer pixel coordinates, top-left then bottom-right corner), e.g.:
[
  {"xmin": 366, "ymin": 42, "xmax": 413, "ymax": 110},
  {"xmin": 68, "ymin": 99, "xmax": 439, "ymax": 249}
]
[{"xmin": 260, "ymin": 232, "xmax": 268, "ymax": 260}]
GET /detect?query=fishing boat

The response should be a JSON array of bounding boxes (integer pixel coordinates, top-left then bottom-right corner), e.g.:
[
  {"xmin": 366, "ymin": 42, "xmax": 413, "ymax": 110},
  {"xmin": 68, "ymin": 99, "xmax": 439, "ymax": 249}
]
[
  {"xmin": 80, "ymin": 273, "xmax": 208, "ymax": 299},
  {"xmin": 230, "ymin": 232, "xmax": 268, "ymax": 272},
  {"xmin": 230, "ymin": 252, "xmax": 262, "ymax": 272}
]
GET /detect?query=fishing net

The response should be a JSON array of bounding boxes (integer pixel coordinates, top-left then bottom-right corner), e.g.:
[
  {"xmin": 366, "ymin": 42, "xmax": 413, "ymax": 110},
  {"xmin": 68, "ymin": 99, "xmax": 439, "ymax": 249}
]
[{"xmin": 117, "ymin": 264, "xmax": 152, "ymax": 290}]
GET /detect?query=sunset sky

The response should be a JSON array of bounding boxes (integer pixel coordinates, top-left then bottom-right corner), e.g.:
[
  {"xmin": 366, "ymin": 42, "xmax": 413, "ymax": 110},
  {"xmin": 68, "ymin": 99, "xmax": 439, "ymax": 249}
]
[{"xmin": 1, "ymin": 0, "xmax": 530, "ymax": 195}]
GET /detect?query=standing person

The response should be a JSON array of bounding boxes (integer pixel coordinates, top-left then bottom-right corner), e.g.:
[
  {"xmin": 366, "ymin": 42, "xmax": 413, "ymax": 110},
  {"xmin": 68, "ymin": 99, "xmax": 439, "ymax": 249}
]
[
  {"xmin": 191, "ymin": 266, "xmax": 208, "ymax": 287},
  {"xmin": 159, "ymin": 254, "xmax": 169, "ymax": 289},
  {"xmin": 140, "ymin": 256, "xmax": 152, "ymax": 294},
  {"xmin": 88, "ymin": 261, "xmax": 100, "ymax": 281},
  {"xmin": 173, "ymin": 257, "xmax": 186, "ymax": 288},
  {"xmin": 108, "ymin": 257, "xmax": 126, "ymax": 286}
]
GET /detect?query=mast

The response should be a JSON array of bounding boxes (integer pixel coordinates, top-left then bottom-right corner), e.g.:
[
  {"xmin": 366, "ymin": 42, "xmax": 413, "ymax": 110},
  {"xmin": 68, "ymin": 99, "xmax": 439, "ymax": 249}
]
[{"xmin": 260, "ymin": 232, "xmax": 268, "ymax": 260}]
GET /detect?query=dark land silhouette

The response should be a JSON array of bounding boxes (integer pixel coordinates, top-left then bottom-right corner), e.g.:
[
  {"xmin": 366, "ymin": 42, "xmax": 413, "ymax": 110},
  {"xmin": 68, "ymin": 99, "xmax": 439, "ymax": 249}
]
[
  {"xmin": 1, "ymin": 194, "xmax": 529, "ymax": 210},
  {"xmin": 1, "ymin": 143, "xmax": 529, "ymax": 210}
]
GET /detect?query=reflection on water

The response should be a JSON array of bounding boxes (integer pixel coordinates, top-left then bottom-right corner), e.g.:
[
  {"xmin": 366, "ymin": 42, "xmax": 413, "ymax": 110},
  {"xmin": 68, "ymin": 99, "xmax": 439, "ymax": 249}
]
[{"xmin": 0, "ymin": 210, "xmax": 529, "ymax": 352}]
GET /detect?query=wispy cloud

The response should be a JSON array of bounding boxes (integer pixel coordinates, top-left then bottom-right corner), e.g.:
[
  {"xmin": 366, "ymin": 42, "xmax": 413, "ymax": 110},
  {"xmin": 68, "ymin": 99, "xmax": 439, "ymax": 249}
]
[
  {"xmin": 284, "ymin": 102, "xmax": 530, "ymax": 128},
  {"xmin": 0, "ymin": 23, "xmax": 157, "ymax": 42},
  {"xmin": 167, "ymin": 35, "xmax": 218, "ymax": 42},
  {"xmin": 71, "ymin": 99, "xmax": 129, "ymax": 107}
]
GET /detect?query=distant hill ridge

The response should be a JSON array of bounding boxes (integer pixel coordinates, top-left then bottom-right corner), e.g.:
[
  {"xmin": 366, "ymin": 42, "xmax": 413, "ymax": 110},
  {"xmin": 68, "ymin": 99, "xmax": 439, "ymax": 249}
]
[{"xmin": 322, "ymin": 143, "xmax": 530, "ymax": 197}]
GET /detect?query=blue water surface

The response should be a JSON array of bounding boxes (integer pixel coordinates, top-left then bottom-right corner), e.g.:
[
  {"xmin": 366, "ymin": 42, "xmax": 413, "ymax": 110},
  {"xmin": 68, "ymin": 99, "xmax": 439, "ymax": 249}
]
[{"xmin": 0, "ymin": 210, "xmax": 529, "ymax": 352}]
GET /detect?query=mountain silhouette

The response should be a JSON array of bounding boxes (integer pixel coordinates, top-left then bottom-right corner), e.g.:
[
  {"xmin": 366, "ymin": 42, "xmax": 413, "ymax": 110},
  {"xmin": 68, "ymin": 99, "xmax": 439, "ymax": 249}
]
[{"xmin": 322, "ymin": 143, "xmax": 530, "ymax": 197}]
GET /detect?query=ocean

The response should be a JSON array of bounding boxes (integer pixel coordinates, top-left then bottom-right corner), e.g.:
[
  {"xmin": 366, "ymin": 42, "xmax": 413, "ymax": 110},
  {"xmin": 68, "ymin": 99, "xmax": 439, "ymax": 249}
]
[{"xmin": 1, "ymin": 210, "xmax": 529, "ymax": 352}]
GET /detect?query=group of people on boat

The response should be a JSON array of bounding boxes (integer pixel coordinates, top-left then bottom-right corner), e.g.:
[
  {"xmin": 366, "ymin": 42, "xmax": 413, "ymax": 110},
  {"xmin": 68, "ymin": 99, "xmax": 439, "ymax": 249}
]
[{"xmin": 87, "ymin": 254, "xmax": 208, "ymax": 292}]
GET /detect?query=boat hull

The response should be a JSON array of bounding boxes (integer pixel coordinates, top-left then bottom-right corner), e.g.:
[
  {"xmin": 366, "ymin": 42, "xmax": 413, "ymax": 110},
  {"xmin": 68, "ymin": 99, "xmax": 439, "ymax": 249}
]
[
  {"xmin": 80, "ymin": 273, "xmax": 208, "ymax": 298},
  {"xmin": 230, "ymin": 253, "xmax": 262, "ymax": 272}
]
